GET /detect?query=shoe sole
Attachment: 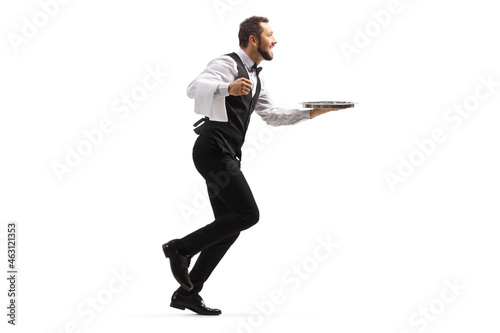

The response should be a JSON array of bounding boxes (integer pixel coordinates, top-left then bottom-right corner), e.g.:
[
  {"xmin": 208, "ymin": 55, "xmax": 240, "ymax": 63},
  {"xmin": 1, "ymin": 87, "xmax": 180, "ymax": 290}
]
[
  {"xmin": 170, "ymin": 302, "xmax": 186, "ymax": 310},
  {"xmin": 170, "ymin": 302, "xmax": 221, "ymax": 315}
]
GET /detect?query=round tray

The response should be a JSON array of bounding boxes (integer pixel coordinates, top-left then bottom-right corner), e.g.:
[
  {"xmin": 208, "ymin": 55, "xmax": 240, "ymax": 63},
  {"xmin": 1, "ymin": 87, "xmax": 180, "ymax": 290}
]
[{"xmin": 300, "ymin": 101, "xmax": 357, "ymax": 109}]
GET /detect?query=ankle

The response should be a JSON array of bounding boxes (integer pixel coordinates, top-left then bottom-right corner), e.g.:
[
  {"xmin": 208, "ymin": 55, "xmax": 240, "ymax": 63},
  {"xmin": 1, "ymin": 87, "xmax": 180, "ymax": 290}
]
[
  {"xmin": 176, "ymin": 288, "xmax": 197, "ymax": 296},
  {"xmin": 175, "ymin": 240, "xmax": 189, "ymax": 256}
]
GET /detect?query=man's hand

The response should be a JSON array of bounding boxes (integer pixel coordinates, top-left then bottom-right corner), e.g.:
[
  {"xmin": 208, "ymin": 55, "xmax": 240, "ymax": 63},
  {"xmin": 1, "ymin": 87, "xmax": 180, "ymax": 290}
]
[
  {"xmin": 229, "ymin": 78, "xmax": 253, "ymax": 96},
  {"xmin": 310, "ymin": 108, "xmax": 343, "ymax": 119}
]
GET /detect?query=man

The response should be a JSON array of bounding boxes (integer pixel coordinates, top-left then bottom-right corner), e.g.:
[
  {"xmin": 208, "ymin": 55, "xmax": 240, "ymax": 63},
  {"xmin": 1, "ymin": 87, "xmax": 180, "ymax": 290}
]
[{"xmin": 162, "ymin": 16, "xmax": 339, "ymax": 315}]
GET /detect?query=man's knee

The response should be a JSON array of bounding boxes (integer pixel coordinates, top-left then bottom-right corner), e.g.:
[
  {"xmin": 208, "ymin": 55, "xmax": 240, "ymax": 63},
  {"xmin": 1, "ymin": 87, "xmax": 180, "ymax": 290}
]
[{"xmin": 240, "ymin": 207, "xmax": 259, "ymax": 228}]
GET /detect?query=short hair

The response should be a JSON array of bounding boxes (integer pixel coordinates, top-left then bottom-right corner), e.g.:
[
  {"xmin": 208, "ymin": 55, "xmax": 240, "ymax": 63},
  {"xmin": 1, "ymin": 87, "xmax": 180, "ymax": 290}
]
[{"xmin": 238, "ymin": 16, "xmax": 269, "ymax": 48}]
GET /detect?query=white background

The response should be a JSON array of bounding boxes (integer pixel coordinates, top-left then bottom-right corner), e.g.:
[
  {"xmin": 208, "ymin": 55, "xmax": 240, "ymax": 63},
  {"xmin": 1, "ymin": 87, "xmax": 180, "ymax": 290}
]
[{"xmin": 1, "ymin": 0, "xmax": 499, "ymax": 332}]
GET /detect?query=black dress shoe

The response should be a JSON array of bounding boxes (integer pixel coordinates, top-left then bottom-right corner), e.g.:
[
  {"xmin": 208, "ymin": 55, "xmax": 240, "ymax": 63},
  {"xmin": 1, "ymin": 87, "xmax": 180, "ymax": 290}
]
[
  {"xmin": 170, "ymin": 291, "xmax": 222, "ymax": 315},
  {"xmin": 162, "ymin": 240, "xmax": 193, "ymax": 291}
]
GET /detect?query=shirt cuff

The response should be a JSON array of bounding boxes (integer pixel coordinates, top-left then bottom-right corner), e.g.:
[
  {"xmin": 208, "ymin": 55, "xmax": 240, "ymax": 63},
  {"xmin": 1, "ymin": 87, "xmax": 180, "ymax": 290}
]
[
  {"xmin": 216, "ymin": 83, "xmax": 230, "ymax": 97},
  {"xmin": 299, "ymin": 108, "xmax": 312, "ymax": 119}
]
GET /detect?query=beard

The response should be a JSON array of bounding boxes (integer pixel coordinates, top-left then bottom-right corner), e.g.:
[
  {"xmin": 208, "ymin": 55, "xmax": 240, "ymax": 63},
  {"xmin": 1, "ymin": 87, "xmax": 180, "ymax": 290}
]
[{"xmin": 257, "ymin": 39, "xmax": 273, "ymax": 61}]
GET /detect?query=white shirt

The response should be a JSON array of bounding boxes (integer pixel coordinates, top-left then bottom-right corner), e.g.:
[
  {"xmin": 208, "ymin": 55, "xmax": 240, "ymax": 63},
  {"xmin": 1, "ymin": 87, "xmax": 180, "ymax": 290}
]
[{"xmin": 187, "ymin": 48, "xmax": 311, "ymax": 126}]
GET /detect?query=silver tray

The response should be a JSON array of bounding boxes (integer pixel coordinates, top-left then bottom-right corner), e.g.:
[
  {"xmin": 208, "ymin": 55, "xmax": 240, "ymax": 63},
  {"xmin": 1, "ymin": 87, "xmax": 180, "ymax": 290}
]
[{"xmin": 300, "ymin": 101, "xmax": 357, "ymax": 109}]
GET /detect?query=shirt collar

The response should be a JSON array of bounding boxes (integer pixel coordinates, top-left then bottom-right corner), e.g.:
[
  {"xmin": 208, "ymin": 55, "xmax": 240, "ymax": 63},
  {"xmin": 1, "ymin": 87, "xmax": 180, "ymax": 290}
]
[{"xmin": 236, "ymin": 48, "xmax": 257, "ymax": 73}]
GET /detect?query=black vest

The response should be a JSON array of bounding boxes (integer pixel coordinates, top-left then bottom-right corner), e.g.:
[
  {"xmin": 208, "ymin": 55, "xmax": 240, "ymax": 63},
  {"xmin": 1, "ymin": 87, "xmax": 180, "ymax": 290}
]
[{"xmin": 194, "ymin": 52, "xmax": 261, "ymax": 160}]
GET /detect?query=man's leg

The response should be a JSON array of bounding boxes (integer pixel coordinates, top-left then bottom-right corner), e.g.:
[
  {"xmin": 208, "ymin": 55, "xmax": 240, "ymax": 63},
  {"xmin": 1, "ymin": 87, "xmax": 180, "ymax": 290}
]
[
  {"xmin": 177, "ymin": 190, "xmax": 240, "ymax": 294},
  {"xmin": 168, "ymin": 142, "xmax": 258, "ymax": 314},
  {"xmin": 176, "ymin": 148, "xmax": 259, "ymax": 257}
]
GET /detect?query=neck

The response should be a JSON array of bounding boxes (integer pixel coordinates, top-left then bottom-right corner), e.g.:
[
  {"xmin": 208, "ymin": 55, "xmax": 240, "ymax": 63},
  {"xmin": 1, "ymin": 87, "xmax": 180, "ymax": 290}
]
[{"xmin": 242, "ymin": 47, "xmax": 263, "ymax": 65}]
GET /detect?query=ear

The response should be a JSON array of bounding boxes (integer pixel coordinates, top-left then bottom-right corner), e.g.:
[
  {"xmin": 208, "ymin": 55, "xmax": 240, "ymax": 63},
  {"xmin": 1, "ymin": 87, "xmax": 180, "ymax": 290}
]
[{"xmin": 249, "ymin": 35, "xmax": 258, "ymax": 47}]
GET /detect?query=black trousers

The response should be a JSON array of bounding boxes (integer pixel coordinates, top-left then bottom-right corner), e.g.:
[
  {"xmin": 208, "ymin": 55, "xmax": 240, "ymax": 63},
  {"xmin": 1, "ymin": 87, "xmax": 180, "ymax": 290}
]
[{"xmin": 176, "ymin": 135, "xmax": 260, "ymax": 293}]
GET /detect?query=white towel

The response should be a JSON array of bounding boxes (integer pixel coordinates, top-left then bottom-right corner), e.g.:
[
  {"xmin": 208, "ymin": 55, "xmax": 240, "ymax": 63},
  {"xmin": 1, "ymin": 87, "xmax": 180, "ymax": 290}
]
[{"xmin": 194, "ymin": 80, "xmax": 228, "ymax": 122}]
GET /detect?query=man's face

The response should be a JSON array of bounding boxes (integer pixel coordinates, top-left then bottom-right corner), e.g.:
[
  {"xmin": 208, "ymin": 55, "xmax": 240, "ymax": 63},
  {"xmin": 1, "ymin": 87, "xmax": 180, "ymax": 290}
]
[{"xmin": 257, "ymin": 22, "xmax": 277, "ymax": 61}]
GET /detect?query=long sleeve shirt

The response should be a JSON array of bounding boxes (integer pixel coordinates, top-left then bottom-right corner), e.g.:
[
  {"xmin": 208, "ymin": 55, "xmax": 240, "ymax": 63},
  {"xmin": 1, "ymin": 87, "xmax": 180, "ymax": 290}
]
[{"xmin": 187, "ymin": 48, "xmax": 311, "ymax": 126}]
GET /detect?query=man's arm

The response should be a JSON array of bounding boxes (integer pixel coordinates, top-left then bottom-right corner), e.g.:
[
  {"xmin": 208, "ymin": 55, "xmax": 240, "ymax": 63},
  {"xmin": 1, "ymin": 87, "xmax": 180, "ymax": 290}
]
[
  {"xmin": 188, "ymin": 55, "xmax": 249, "ymax": 122},
  {"xmin": 251, "ymin": 77, "xmax": 306, "ymax": 126},
  {"xmin": 186, "ymin": 56, "xmax": 237, "ymax": 99},
  {"xmin": 254, "ymin": 78, "xmax": 343, "ymax": 124},
  {"xmin": 254, "ymin": 78, "xmax": 340, "ymax": 126},
  {"xmin": 187, "ymin": 57, "xmax": 256, "ymax": 99},
  {"xmin": 310, "ymin": 108, "xmax": 343, "ymax": 118},
  {"xmin": 228, "ymin": 78, "xmax": 253, "ymax": 96}
]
